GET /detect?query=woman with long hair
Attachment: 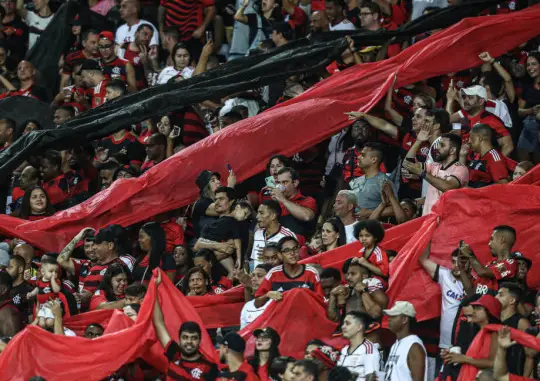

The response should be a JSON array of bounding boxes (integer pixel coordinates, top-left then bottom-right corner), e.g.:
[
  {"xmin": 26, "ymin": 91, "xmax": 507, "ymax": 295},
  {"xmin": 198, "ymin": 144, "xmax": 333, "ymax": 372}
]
[
  {"xmin": 192, "ymin": 169, "xmax": 222, "ymax": 238},
  {"xmin": 133, "ymin": 222, "xmax": 175, "ymax": 283},
  {"xmin": 249, "ymin": 327, "xmax": 281, "ymax": 381},
  {"xmin": 193, "ymin": 249, "xmax": 232, "ymax": 294},
  {"xmin": 89, "ymin": 263, "xmax": 132, "ymax": 310},
  {"xmin": 259, "ymin": 155, "xmax": 291, "ymax": 204},
  {"xmin": 156, "ymin": 43, "xmax": 195, "ymax": 84},
  {"xmin": 181, "ymin": 267, "xmax": 212, "ymax": 296},
  {"xmin": 517, "ymin": 52, "xmax": 540, "ymax": 163},
  {"xmin": 13, "ymin": 185, "xmax": 55, "ymax": 220},
  {"xmin": 321, "ymin": 217, "xmax": 346, "ymax": 252}
]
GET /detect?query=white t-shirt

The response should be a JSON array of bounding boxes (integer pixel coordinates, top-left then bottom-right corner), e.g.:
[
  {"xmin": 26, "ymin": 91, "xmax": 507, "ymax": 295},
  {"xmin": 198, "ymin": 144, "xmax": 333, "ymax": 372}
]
[
  {"xmin": 338, "ymin": 339, "xmax": 381, "ymax": 381},
  {"xmin": 384, "ymin": 335, "xmax": 427, "ymax": 381},
  {"xmin": 156, "ymin": 66, "xmax": 194, "ymax": 84},
  {"xmin": 115, "ymin": 20, "xmax": 159, "ymax": 47},
  {"xmin": 250, "ymin": 225, "xmax": 296, "ymax": 266},
  {"xmin": 329, "ymin": 19, "xmax": 356, "ymax": 31},
  {"xmin": 240, "ymin": 299, "xmax": 270, "ymax": 329},
  {"xmin": 437, "ymin": 266, "xmax": 465, "ymax": 349},
  {"xmin": 26, "ymin": 11, "xmax": 54, "ymax": 49},
  {"xmin": 344, "ymin": 223, "xmax": 357, "ymax": 244},
  {"xmin": 486, "ymin": 99, "xmax": 513, "ymax": 128}
]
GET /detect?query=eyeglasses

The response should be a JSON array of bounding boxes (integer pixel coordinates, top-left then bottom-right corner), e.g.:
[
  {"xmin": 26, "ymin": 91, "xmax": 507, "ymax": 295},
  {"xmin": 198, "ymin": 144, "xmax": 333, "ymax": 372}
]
[
  {"xmin": 281, "ymin": 246, "xmax": 300, "ymax": 254},
  {"xmin": 98, "ymin": 44, "xmax": 113, "ymax": 50}
]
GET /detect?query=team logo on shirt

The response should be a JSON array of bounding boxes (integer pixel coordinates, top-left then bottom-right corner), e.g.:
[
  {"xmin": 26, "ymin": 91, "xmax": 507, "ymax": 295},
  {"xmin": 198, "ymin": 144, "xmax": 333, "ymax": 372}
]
[
  {"xmin": 112, "ymin": 66, "xmax": 121, "ymax": 74},
  {"xmin": 100, "ymin": 268, "xmax": 107, "ymax": 275},
  {"xmin": 191, "ymin": 368, "xmax": 203, "ymax": 379},
  {"xmin": 404, "ymin": 95, "xmax": 412, "ymax": 104},
  {"xmin": 13, "ymin": 294, "xmax": 21, "ymax": 305}
]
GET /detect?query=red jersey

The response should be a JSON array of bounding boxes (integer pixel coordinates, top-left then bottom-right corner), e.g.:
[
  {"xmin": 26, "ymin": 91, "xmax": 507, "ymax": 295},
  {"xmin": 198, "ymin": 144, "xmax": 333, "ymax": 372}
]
[
  {"xmin": 42, "ymin": 171, "xmax": 85, "ymax": 209},
  {"xmin": 63, "ymin": 50, "xmax": 95, "ymax": 75},
  {"xmin": 72, "ymin": 258, "xmax": 94, "ymax": 293},
  {"xmin": 283, "ymin": 6, "xmax": 307, "ymax": 38},
  {"xmin": 360, "ymin": 245, "xmax": 389, "ymax": 287},
  {"xmin": 36, "ymin": 278, "xmax": 60, "ymax": 304},
  {"xmin": 468, "ymin": 149, "xmax": 510, "ymax": 188},
  {"xmin": 164, "ymin": 340, "xmax": 218, "ymax": 381},
  {"xmin": 255, "ymin": 264, "xmax": 323, "ymax": 298},
  {"xmin": 160, "ymin": 0, "xmax": 215, "ymax": 41},
  {"xmin": 161, "ymin": 219, "xmax": 185, "ymax": 253},
  {"xmin": 473, "ymin": 257, "xmax": 517, "ymax": 295},
  {"xmin": 102, "ymin": 56, "xmax": 130, "ymax": 82},
  {"xmin": 279, "ymin": 192, "xmax": 317, "ymax": 243},
  {"xmin": 119, "ymin": 44, "xmax": 147, "ymax": 89},
  {"xmin": 211, "ymin": 276, "xmax": 233, "ymax": 294},
  {"xmin": 82, "ymin": 256, "xmax": 135, "ymax": 294},
  {"xmin": 86, "ymin": 79, "xmax": 109, "ymax": 108},
  {"xmin": 0, "ymin": 85, "xmax": 43, "ymax": 100},
  {"xmin": 456, "ymin": 110, "xmax": 509, "ymax": 142},
  {"xmin": 89, "ymin": 289, "xmax": 123, "ymax": 310}
]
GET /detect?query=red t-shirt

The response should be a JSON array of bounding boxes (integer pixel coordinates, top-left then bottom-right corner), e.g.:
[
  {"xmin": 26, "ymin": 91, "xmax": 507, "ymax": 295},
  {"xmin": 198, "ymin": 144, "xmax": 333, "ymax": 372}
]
[
  {"xmin": 255, "ymin": 264, "xmax": 323, "ymax": 298},
  {"xmin": 457, "ymin": 110, "xmax": 509, "ymax": 142},
  {"xmin": 89, "ymin": 289, "xmax": 123, "ymax": 311},
  {"xmin": 161, "ymin": 220, "xmax": 185, "ymax": 253},
  {"xmin": 473, "ymin": 258, "xmax": 517, "ymax": 295},
  {"xmin": 36, "ymin": 278, "xmax": 59, "ymax": 304},
  {"xmin": 212, "ymin": 276, "xmax": 233, "ymax": 294},
  {"xmin": 283, "ymin": 6, "xmax": 307, "ymax": 37},
  {"xmin": 279, "ymin": 192, "xmax": 317, "ymax": 244},
  {"xmin": 360, "ymin": 245, "xmax": 389, "ymax": 288},
  {"xmin": 468, "ymin": 149, "xmax": 510, "ymax": 188},
  {"xmin": 86, "ymin": 79, "xmax": 109, "ymax": 108}
]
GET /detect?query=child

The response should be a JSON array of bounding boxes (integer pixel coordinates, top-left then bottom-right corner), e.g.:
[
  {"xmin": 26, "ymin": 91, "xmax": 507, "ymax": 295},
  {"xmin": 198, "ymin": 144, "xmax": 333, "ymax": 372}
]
[
  {"xmin": 27, "ymin": 256, "xmax": 61, "ymax": 329},
  {"xmin": 352, "ymin": 220, "xmax": 389, "ymax": 288}
]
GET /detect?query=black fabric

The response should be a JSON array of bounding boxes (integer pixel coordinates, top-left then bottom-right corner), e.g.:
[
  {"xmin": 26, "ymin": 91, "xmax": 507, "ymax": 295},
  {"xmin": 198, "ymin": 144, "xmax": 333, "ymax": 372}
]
[
  {"xmin": 0, "ymin": 0, "xmax": 507, "ymax": 179},
  {"xmin": 200, "ymin": 216, "xmax": 241, "ymax": 242}
]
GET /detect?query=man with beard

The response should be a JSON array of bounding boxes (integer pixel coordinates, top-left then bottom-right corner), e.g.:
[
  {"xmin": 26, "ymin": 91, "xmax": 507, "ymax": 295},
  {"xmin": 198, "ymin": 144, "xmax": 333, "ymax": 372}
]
[
  {"xmin": 402, "ymin": 133, "xmax": 468, "ymax": 215},
  {"xmin": 10, "ymin": 165, "xmax": 39, "ymax": 214},
  {"xmin": 509, "ymin": 251, "xmax": 536, "ymax": 316},
  {"xmin": 118, "ymin": 23, "xmax": 156, "ymax": 90},
  {"xmin": 153, "ymin": 272, "xmax": 218, "ymax": 381},
  {"xmin": 6, "ymin": 254, "xmax": 33, "ymax": 324},
  {"xmin": 0, "ymin": 271, "xmax": 22, "ymax": 336},
  {"xmin": 419, "ymin": 241, "xmax": 469, "ymax": 370}
]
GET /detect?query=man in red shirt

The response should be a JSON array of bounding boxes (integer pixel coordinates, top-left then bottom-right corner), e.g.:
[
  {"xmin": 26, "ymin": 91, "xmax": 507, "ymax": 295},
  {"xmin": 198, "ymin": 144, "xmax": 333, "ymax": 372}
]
[
  {"xmin": 254, "ymin": 236, "xmax": 323, "ymax": 308},
  {"xmin": 152, "ymin": 276, "xmax": 218, "ymax": 381},
  {"xmin": 463, "ymin": 124, "xmax": 510, "ymax": 188},
  {"xmin": 271, "ymin": 167, "xmax": 317, "ymax": 243},
  {"xmin": 281, "ymin": 0, "xmax": 308, "ymax": 38},
  {"xmin": 98, "ymin": 31, "xmax": 137, "ymax": 93},
  {"xmin": 448, "ymin": 84, "xmax": 513, "ymax": 156},
  {"xmin": 460, "ymin": 225, "xmax": 517, "ymax": 296},
  {"xmin": 0, "ymin": 60, "xmax": 46, "ymax": 100},
  {"xmin": 79, "ymin": 59, "xmax": 109, "ymax": 108},
  {"xmin": 118, "ymin": 23, "xmax": 154, "ymax": 90},
  {"xmin": 60, "ymin": 29, "xmax": 100, "ymax": 91},
  {"xmin": 218, "ymin": 333, "xmax": 260, "ymax": 381}
]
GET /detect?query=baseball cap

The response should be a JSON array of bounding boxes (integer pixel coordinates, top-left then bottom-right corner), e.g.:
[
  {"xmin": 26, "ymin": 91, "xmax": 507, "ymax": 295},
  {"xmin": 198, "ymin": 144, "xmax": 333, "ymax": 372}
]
[
  {"xmin": 94, "ymin": 226, "xmax": 118, "ymax": 244},
  {"xmin": 383, "ymin": 301, "xmax": 416, "ymax": 318},
  {"xmin": 222, "ymin": 333, "xmax": 246, "ymax": 353},
  {"xmin": 253, "ymin": 327, "xmax": 280, "ymax": 345},
  {"xmin": 461, "ymin": 85, "xmax": 488, "ymax": 101},
  {"xmin": 511, "ymin": 251, "xmax": 532, "ymax": 268},
  {"xmin": 196, "ymin": 170, "xmax": 220, "ymax": 191},
  {"xmin": 471, "ymin": 294, "xmax": 501, "ymax": 320},
  {"xmin": 0, "ymin": 249, "xmax": 9, "ymax": 267},
  {"xmin": 78, "ymin": 59, "xmax": 102, "ymax": 73},
  {"xmin": 99, "ymin": 31, "xmax": 115, "ymax": 42},
  {"xmin": 311, "ymin": 345, "xmax": 340, "ymax": 370}
]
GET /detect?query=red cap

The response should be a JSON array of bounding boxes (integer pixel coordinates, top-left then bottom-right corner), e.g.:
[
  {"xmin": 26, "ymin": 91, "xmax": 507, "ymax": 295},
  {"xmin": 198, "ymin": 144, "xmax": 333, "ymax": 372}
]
[
  {"xmin": 471, "ymin": 294, "xmax": 501, "ymax": 320},
  {"xmin": 99, "ymin": 31, "xmax": 115, "ymax": 42}
]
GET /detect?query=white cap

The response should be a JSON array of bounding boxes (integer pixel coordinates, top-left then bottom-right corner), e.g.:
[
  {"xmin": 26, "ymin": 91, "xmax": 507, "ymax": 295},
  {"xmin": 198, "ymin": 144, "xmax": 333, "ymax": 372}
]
[
  {"xmin": 383, "ymin": 301, "xmax": 416, "ymax": 318},
  {"xmin": 0, "ymin": 249, "xmax": 9, "ymax": 267},
  {"xmin": 460, "ymin": 85, "xmax": 487, "ymax": 101}
]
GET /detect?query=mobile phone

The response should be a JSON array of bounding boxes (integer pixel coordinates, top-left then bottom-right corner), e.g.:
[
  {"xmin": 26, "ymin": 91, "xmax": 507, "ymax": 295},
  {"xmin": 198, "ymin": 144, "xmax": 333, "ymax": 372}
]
[
  {"xmin": 205, "ymin": 31, "xmax": 213, "ymax": 42},
  {"xmin": 172, "ymin": 125, "xmax": 180, "ymax": 136},
  {"xmin": 265, "ymin": 175, "xmax": 275, "ymax": 188},
  {"xmin": 226, "ymin": 163, "xmax": 232, "ymax": 172},
  {"xmin": 459, "ymin": 240, "xmax": 464, "ymax": 247}
]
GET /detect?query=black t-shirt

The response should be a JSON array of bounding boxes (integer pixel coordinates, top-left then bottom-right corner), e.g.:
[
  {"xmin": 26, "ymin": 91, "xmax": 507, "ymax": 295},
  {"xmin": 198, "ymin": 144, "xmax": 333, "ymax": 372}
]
[
  {"xmin": 200, "ymin": 215, "xmax": 241, "ymax": 243},
  {"xmin": 520, "ymin": 81, "xmax": 540, "ymax": 108},
  {"xmin": 192, "ymin": 197, "xmax": 218, "ymax": 238},
  {"xmin": 2, "ymin": 16, "xmax": 28, "ymax": 61},
  {"xmin": 9, "ymin": 281, "xmax": 34, "ymax": 321},
  {"xmin": 98, "ymin": 133, "xmax": 146, "ymax": 166},
  {"xmin": 502, "ymin": 313, "xmax": 526, "ymax": 375}
]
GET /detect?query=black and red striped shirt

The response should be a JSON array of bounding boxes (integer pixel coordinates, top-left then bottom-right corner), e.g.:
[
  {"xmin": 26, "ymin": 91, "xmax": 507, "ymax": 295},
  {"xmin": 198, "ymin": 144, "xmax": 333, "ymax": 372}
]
[
  {"xmin": 102, "ymin": 57, "xmax": 130, "ymax": 83},
  {"xmin": 82, "ymin": 256, "xmax": 135, "ymax": 294},
  {"xmin": 99, "ymin": 131, "xmax": 146, "ymax": 166},
  {"xmin": 164, "ymin": 340, "xmax": 218, "ymax": 381},
  {"xmin": 173, "ymin": 107, "xmax": 209, "ymax": 147},
  {"xmin": 63, "ymin": 50, "xmax": 97, "ymax": 75},
  {"xmin": 160, "ymin": 0, "xmax": 215, "ymax": 40}
]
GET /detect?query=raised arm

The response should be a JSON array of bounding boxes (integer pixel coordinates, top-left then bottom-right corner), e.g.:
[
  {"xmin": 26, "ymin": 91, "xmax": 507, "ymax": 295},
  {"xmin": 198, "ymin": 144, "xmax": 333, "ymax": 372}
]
[
  {"xmin": 152, "ymin": 271, "xmax": 172, "ymax": 348},
  {"xmin": 234, "ymin": 0, "xmax": 250, "ymax": 24},
  {"xmin": 346, "ymin": 111, "xmax": 399, "ymax": 140},
  {"xmin": 58, "ymin": 227, "xmax": 94, "ymax": 276},
  {"xmin": 418, "ymin": 241, "xmax": 437, "ymax": 279},
  {"xmin": 384, "ymin": 74, "xmax": 405, "ymax": 126}
]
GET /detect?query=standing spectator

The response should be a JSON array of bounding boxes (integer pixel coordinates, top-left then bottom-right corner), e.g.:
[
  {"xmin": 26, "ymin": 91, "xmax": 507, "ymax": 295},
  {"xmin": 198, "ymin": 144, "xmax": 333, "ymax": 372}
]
[
  {"xmin": 403, "ymin": 133, "xmax": 468, "ymax": 215},
  {"xmin": 259, "ymin": 155, "xmax": 290, "ymax": 205},
  {"xmin": 338, "ymin": 311, "xmax": 380, "ymax": 380},
  {"xmin": 0, "ymin": 272, "xmax": 22, "ymax": 336},
  {"xmin": 272, "ymin": 167, "xmax": 317, "ymax": 243},
  {"xmin": 193, "ymin": 249, "xmax": 232, "ymax": 293},
  {"xmin": 290, "ymin": 359, "xmax": 319, "ymax": 381},
  {"xmin": 79, "ymin": 59, "xmax": 109, "ymax": 108},
  {"xmin": 133, "ymin": 222, "xmax": 175, "ymax": 283},
  {"xmin": 158, "ymin": 0, "xmax": 216, "ymax": 58},
  {"xmin": 464, "ymin": 124, "xmax": 511, "ymax": 188},
  {"xmin": 281, "ymin": 0, "xmax": 307, "ymax": 38},
  {"xmin": 512, "ymin": 161, "xmax": 534, "ymax": 181},
  {"xmin": 142, "ymin": 133, "xmax": 167, "ymax": 172},
  {"xmin": 326, "ymin": 0, "xmax": 355, "ymax": 31},
  {"xmin": 10, "ymin": 165, "xmax": 39, "ymax": 214},
  {"xmin": 353, "ymin": 219, "xmax": 389, "ymax": 285},
  {"xmin": 319, "ymin": 267, "xmax": 341, "ymax": 300},
  {"xmin": 254, "ymin": 236, "xmax": 323, "ymax": 308},
  {"xmin": 60, "ymin": 30, "xmax": 100, "ymax": 91},
  {"xmin": 250, "ymin": 199, "xmax": 296, "ymax": 268},
  {"xmin": 98, "ymin": 31, "xmax": 137, "ymax": 93},
  {"xmin": 116, "ymin": 0, "xmax": 159, "ymax": 47},
  {"xmin": 218, "ymin": 333, "xmax": 259, "ymax": 380},
  {"xmin": 181, "ymin": 267, "xmax": 213, "ymax": 296},
  {"xmin": 383, "ymin": 301, "xmax": 427, "ymax": 381},
  {"xmin": 0, "ymin": 61, "xmax": 46, "ymax": 100},
  {"xmin": 193, "ymin": 169, "xmax": 221, "ymax": 238},
  {"xmin": 156, "ymin": 42, "xmax": 194, "ymax": 84},
  {"xmin": 172, "ymin": 245, "xmax": 191, "ymax": 286},
  {"xmin": 16, "ymin": 0, "xmax": 53, "ymax": 49},
  {"xmin": 517, "ymin": 52, "xmax": 540, "ymax": 163},
  {"xmin": 419, "ymin": 242, "xmax": 467, "ymax": 369},
  {"xmin": 2, "ymin": 0, "xmax": 28, "ymax": 60},
  {"xmin": 459, "ymin": 225, "xmax": 517, "ymax": 296},
  {"xmin": 6, "ymin": 254, "xmax": 33, "ymax": 323},
  {"xmin": 240, "ymin": 264, "xmax": 273, "ymax": 329},
  {"xmin": 332, "ymin": 190, "xmax": 358, "ymax": 244},
  {"xmin": 118, "ymin": 23, "xmax": 156, "ymax": 89},
  {"xmin": 250, "ymin": 327, "xmax": 281, "ymax": 381}
]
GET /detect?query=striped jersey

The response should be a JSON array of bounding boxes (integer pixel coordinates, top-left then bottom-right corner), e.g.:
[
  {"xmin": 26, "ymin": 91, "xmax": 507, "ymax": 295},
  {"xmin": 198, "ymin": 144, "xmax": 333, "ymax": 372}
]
[
  {"xmin": 338, "ymin": 339, "xmax": 381, "ymax": 381},
  {"xmin": 254, "ymin": 264, "xmax": 323, "ymax": 297},
  {"xmin": 82, "ymin": 255, "xmax": 135, "ymax": 294}
]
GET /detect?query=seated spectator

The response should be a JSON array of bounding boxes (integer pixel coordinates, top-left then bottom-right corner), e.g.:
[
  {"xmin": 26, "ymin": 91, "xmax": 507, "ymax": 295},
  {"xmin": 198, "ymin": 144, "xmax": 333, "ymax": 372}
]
[
  {"xmin": 192, "ymin": 169, "xmax": 222, "ymax": 238},
  {"xmin": 181, "ymin": 267, "xmax": 213, "ymax": 296},
  {"xmin": 79, "ymin": 59, "xmax": 109, "ymax": 108},
  {"xmin": 273, "ymin": 167, "xmax": 317, "ymax": 243},
  {"xmin": 172, "ymin": 245, "xmax": 191, "ymax": 287},
  {"xmin": 369, "ymin": 181, "xmax": 410, "ymax": 224},
  {"xmin": 249, "ymin": 327, "xmax": 281, "ymax": 380},
  {"xmin": 193, "ymin": 249, "xmax": 232, "ymax": 294},
  {"xmin": 251, "ymin": 199, "xmax": 297, "ymax": 268},
  {"xmin": 117, "ymin": 23, "xmax": 156, "ymax": 89},
  {"xmin": 141, "ymin": 133, "xmax": 167, "ymax": 172},
  {"xmin": 218, "ymin": 333, "xmax": 259, "ymax": 379},
  {"xmin": 115, "ymin": 0, "xmax": 159, "ymax": 48},
  {"xmin": 270, "ymin": 356, "xmax": 296, "ymax": 381},
  {"xmin": 10, "ymin": 165, "xmax": 40, "ymax": 214},
  {"xmin": 353, "ymin": 219, "xmax": 389, "ymax": 285},
  {"xmin": 22, "ymin": 120, "xmax": 42, "ymax": 134},
  {"xmin": 240, "ymin": 263, "xmax": 273, "ymax": 329},
  {"xmin": 512, "ymin": 161, "xmax": 534, "ymax": 181},
  {"xmin": 310, "ymin": 344, "xmax": 341, "ymax": 380},
  {"xmin": 13, "ymin": 185, "xmax": 55, "ymax": 220},
  {"xmin": 98, "ymin": 161, "xmax": 120, "ymax": 190},
  {"xmin": 326, "ymin": 0, "xmax": 355, "ymax": 31},
  {"xmin": 300, "ymin": 232, "xmax": 324, "ymax": 259},
  {"xmin": 83, "ymin": 323, "xmax": 105, "ymax": 339},
  {"xmin": 462, "ymin": 124, "xmax": 511, "ymax": 187},
  {"xmin": 319, "ymin": 267, "xmax": 341, "ymax": 301},
  {"xmin": 349, "ymin": 143, "xmax": 394, "ymax": 219},
  {"xmin": 290, "ymin": 359, "xmax": 319, "ymax": 381},
  {"xmin": 156, "ymin": 43, "xmax": 194, "ymax": 84},
  {"xmin": 304, "ymin": 339, "xmax": 326, "ymax": 360},
  {"xmin": 89, "ymin": 263, "xmax": 132, "ymax": 310},
  {"xmin": 0, "ymin": 61, "xmax": 46, "ymax": 100},
  {"xmin": 98, "ymin": 32, "xmax": 137, "ymax": 93},
  {"xmin": 124, "ymin": 282, "xmax": 146, "ymax": 305},
  {"xmin": 254, "ymin": 236, "xmax": 323, "ymax": 308},
  {"xmin": 517, "ymin": 52, "xmax": 540, "ymax": 163},
  {"xmin": 60, "ymin": 29, "xmax": 100, "ymax": 91},
  {"xmin": 321, "ymin": 217, "xmax": 346, "ymax": 253},
  {"xmin": 261, "ymin": 243, "xmax": 282, "ymax": 267},
  {"xmin": 332, "ymin": 190, "xmax": 358, "ymax": 244},
  {"xmin": 0, "ymin": 271, "xmax": 23, "ymax": 336},
  {"xmin": 133, "ymin": 222, "xmax": 175, "ymax": 283},
  {"xmin": 259, "ymin": 155, "xmax": 291, "ymax": 204}
]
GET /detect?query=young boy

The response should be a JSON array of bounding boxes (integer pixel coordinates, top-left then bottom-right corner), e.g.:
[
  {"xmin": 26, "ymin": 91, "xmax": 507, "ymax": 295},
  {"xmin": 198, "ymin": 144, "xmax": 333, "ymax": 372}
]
[
  {"xmin": 352, "ymin": 220, "xmax": 389, "ymax": 288},
  {"xmin": 27, "ymin": 256, "xmax": 61, "ymax": 328}
]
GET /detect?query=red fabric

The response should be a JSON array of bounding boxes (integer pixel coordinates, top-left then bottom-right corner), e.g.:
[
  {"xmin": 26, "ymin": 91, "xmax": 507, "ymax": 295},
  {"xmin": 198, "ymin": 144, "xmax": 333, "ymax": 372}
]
[
  {"xmin": 457, "ymin": 325, "xmax": 540, "ymax": 381},
  {"xmin": 0, "ymin": 271, "xmax": 217, "ymax": 380},
  {"xmin": 0, "ymin": 9, "xmax": 539, "ymax": 254}
]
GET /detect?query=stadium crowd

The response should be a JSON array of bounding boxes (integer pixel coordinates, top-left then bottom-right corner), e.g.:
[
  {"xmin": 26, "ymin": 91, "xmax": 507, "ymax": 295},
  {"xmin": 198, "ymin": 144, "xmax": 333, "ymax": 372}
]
[{"xmin": 0, "ymin": 0, "xmax": 539, "ymax": 379}]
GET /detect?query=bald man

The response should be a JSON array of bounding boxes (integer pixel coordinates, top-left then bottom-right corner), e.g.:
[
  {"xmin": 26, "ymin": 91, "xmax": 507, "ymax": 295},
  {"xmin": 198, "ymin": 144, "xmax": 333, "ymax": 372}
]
[
  {"xmin": 13, "ymin": 244, "xmax": 36, "ymax": 273},
  {"xmin": 310, "ymin": 11, "xmax": 329, "ymax": 33},
  {"xmin": 0, "ymin": 60, "xmax": 45, "ymax": 100}
]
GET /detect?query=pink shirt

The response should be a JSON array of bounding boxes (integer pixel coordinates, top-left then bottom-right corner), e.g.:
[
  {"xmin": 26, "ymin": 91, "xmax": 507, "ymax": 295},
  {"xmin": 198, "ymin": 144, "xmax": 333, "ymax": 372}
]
[{"xmin": 423, "ymin": 161, "xmax": 469, "ymax": 215}]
